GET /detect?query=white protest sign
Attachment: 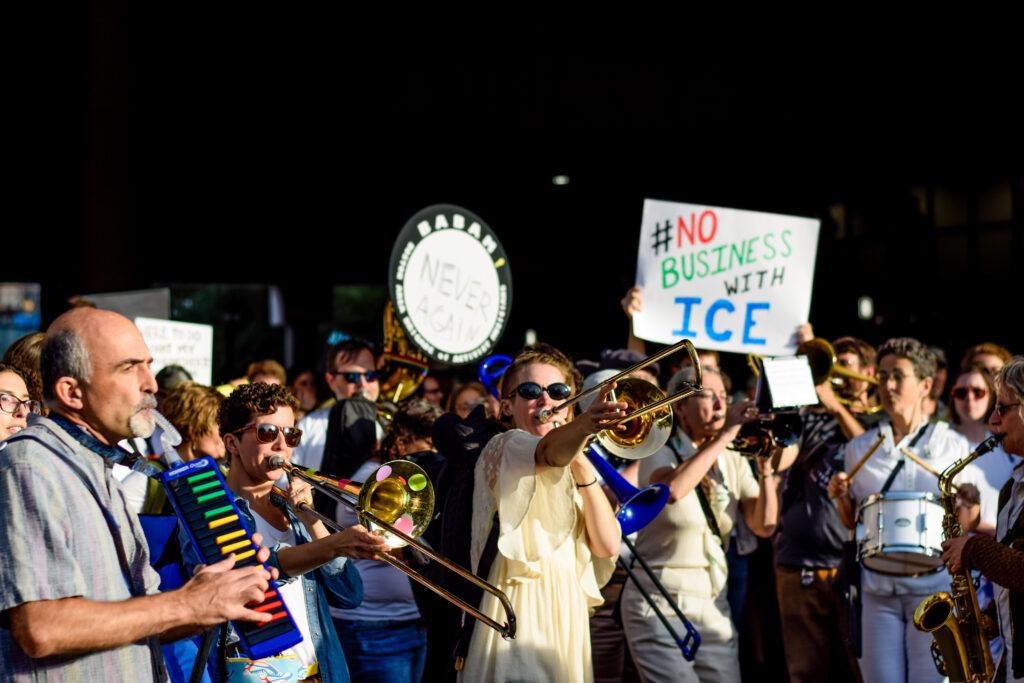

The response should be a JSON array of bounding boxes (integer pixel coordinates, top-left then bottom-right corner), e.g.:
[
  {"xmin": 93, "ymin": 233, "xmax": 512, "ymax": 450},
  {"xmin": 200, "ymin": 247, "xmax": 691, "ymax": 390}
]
[
  {"xmin": 135, "ymin": 317, "xmax": 214, "ymax": 386},
  {"xmin": 632, "ymin": 199, "xmax": 820, "ymax": 355},
  {"xmin": 389, "ymin": 204, "xmax": 513, "ymax": 365}
]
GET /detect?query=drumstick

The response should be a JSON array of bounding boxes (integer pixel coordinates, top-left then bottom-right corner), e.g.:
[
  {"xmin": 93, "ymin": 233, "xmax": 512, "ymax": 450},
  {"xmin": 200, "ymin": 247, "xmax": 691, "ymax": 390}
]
[
  {"xmin": 846, "ymin": 433, "xmax": 886, "ymax": 481},
  {"xmin": 899, "ymin": 447, "xmax": 943, "ymax": 480}
]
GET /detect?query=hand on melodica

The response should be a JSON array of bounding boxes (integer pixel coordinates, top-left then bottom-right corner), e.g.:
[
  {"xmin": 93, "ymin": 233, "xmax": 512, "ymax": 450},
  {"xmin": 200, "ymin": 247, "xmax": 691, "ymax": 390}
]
[{"xmin": 186, "ymin": 532, "xmax": 277, "ymax": 625}]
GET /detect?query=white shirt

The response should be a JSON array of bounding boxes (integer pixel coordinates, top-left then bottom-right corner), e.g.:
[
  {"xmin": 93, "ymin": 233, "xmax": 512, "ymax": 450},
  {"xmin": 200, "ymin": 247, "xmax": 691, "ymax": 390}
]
[
  {"xmin": 996, "ymin": 461, "xmax": 1024, "ymax": 681},
  {"xmin": 293, "ymin": 405, "xmax": 384, "ymax": 472},
  {"xmin": 844, "ymin": 419, "xmax": 969, "ymax": 596},
  {"xmin": 251, "ymin": 514, "xmax": 318, "ymax": 669},
  {"xmin": 958, "ymin": 437, "xmax": 1021, "ymax": 529}
]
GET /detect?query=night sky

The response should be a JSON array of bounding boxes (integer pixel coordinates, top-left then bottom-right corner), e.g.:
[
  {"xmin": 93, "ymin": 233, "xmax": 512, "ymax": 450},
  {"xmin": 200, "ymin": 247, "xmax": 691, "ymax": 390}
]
[{"xmin": 13, "ymin": 9, "xmax": 1023, "ymax": 379}]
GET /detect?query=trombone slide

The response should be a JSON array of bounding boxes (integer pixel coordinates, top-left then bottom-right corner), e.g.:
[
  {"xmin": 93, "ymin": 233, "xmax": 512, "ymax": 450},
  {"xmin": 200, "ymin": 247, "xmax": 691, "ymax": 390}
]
[{"xmin": 271, "ymin": 457, "xmax": 517, "ymax": 640}]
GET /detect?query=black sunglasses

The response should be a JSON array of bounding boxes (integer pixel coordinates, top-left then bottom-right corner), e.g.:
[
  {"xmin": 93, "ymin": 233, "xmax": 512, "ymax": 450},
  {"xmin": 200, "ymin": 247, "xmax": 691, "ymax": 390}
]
[
  {"xmin": 506, "ymin": 382, "xmax": 573, "ymax": 401},
  {"xmin": 334, "ymin": 370, "xmax": 380, "ymax": 384},
  {"xmin": 233, "ymin": 423, "xmax": 303, "ymax": 447}
]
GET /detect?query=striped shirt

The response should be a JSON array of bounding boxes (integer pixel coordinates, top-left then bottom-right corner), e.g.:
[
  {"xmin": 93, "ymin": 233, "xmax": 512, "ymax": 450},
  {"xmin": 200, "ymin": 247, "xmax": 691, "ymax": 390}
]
[{"xmin": 0, "ymin": 417, "xmax": 164, "ymax": 681}]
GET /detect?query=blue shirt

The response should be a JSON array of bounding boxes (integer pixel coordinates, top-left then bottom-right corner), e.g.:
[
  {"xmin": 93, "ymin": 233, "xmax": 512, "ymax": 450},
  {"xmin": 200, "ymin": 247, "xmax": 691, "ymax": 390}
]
[{"xmin": 178, "ymin": 495, "xmax": 363, "ymax": 683}]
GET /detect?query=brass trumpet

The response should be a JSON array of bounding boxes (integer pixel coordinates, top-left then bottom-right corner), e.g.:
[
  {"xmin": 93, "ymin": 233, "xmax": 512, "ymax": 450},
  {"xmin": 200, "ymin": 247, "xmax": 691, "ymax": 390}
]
[
  {"xmin": 536, "ymin": 339, "xmax": 704, "ymax": 460},
  {"xmin": 269, "ymin": 455, "xmax": 516, "ymax": 639}
]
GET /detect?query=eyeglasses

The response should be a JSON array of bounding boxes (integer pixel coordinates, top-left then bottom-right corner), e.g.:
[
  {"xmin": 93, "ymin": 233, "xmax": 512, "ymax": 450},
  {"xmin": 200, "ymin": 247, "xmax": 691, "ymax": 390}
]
[
  {"xmin": 333, "ymin": 370, "xmax": 380, "ymax": 384},
  {"xmin": 232, "ymin": 423, "xmax": 303, "ymax": 447},
  {"xmin": 692, "ymin": 390, "xmax": 731, "ymax": 404},
  {"xmin": 951, "ymin": 387, "xmax": 988, "ymax": 401},
  {"xmin": 992, "ymin": 402, "xmax": 1021, "ymax": 418},
  {"xmin": 506, "ymin": 382, "xmax": 573, "ymax": 401},
  {"xmin": 0, "ymin": 394, "xmax": 41, "ymax": 416}
]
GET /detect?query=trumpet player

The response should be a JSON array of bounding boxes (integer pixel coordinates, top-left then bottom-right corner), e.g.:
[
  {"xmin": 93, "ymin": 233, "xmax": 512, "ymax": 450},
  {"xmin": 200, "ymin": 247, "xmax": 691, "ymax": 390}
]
[
  {"xmin": 181, "ymin": 382, "xmax": 386, "ymax": 682},
  {"xmin": 942, "ymin": 357, "xmax": 1024, "ymax": 682},
  {"xmin": 772, "ymin": 333, "xmax": 879, "ymax": 683}
]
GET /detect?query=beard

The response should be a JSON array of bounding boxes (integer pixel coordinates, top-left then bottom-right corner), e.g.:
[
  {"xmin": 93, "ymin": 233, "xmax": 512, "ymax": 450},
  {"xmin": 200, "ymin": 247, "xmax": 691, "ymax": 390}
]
[{"xmin": 128, "ymin": 394, "xmax": 158, "ymax": 438}]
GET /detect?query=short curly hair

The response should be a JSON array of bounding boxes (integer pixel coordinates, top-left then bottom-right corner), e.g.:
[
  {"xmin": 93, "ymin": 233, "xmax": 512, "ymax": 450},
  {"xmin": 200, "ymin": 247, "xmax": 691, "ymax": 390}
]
[
  {"xmin": 876, "ymin": 337, "xmax": 937, "ymax": 380},
  {"xmin": 219, "ymin": 381, "xmax": 300, "ymax": 437},
  {"xmin": 380, "ymin": 398, "xmax": 443, "ymax": 458},
  {"xmin": 160, "ymin": 381, "xmax": 223, "ymax": 441}
]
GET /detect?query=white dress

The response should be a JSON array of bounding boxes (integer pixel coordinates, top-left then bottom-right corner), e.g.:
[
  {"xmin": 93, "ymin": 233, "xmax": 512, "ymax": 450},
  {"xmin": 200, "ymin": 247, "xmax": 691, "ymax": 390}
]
[{"xmin": 459, "ymin": 430, "xmax": 616, "ymax": 683}]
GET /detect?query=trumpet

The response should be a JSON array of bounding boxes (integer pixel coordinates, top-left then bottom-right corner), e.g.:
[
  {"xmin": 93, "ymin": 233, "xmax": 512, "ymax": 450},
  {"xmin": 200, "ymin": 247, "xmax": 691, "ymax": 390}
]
[
  {"xmin": 797, "ymin": 338, "xmax": 882, "ymax": 413},
  {"xmin": 731, "ymin": 411, "xmax": 803, "ymax": 459},
  {"xmin": 269, "ymin": 455, "xmax": 516, "ymax": 639},
  {"xmin": 537, "ymin": 339, "xmax": 704, "ymax": 460}
]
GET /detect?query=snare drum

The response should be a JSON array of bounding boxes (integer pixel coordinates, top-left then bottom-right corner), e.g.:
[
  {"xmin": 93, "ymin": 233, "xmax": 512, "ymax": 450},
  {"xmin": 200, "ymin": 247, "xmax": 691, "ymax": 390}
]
[{"xmin": 856, "ymin": 491, "xmax": 945, "ymax": 576}]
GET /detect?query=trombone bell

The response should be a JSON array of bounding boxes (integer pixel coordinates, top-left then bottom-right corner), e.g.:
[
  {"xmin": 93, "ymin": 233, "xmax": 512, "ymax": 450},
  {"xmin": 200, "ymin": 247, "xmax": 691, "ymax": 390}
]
[
  {"xmin": 356, "ymin": 460, "xmax": 435, "ymax": 548},
  {"xmin": 597, "ymin": 377, "xmax": 674, "ymax": 460}
]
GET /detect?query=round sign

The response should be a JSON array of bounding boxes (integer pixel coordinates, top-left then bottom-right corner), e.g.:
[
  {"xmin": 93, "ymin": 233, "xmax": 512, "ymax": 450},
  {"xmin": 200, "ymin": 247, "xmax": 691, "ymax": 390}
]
[{"xmin": 389, "ymin": 204, "xmax": 512, "ymax": 365}]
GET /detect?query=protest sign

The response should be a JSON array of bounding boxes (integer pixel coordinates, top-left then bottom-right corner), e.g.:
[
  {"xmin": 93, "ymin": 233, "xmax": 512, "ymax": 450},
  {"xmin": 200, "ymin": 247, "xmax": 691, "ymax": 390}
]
[
  {"xmin": 135, "ymin": 317, "xmax": 214, "ymax": 386},
  {"xmin": 632, "ymin": 199, "xmax": 820, "ymax": 355}
]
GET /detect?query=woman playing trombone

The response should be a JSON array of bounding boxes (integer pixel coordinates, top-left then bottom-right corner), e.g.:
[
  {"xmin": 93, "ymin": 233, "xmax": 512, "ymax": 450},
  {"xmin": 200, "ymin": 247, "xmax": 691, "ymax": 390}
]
[
  {"xmin": 459, "ymin": 344, "xmax": 624, "ymax": 682},
  {"xmin": 621, "ymin": 366, "xmax": 779, "ymax": 683}
]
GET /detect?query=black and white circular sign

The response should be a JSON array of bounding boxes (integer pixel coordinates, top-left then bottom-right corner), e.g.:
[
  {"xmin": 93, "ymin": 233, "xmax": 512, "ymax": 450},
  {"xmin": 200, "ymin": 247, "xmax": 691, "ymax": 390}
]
[{"xmin": 389, "ymin": 204, "xmax": 512, "ymax": 365}]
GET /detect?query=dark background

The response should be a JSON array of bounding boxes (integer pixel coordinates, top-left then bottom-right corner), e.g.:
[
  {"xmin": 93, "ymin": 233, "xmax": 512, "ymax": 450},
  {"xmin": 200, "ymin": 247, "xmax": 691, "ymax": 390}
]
[{"xmin": 12, "ymin": 8, "xmax": 1024, "ymax": 381}]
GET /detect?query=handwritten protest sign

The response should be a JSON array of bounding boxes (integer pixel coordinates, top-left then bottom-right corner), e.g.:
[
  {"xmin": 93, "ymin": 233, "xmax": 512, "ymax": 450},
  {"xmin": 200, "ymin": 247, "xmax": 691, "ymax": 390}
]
[
  {"xmin": 632, "ymin": 199, "xmax": 820, "ymax": 355},
  {"xmin": 135, "ymin": 317, "xmax": 214, "ymax": 386}
]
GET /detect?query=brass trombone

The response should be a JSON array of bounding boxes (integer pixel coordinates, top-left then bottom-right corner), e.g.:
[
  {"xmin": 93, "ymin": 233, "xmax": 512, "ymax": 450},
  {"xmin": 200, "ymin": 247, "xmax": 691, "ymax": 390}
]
[
  {"xmin": 268, "ymin": 455, "xmax": 516, "ymax": 639},
  {"xmin": 536, "ymin": 339, "xmax": 704, "ymax": 460}
]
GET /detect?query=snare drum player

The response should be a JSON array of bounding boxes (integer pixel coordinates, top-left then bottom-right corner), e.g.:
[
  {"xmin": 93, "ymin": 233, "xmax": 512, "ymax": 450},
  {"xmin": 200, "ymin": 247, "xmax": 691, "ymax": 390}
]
[{"xmin": 828, "ymin": 337, "xmax": 969, "ymax": 683}]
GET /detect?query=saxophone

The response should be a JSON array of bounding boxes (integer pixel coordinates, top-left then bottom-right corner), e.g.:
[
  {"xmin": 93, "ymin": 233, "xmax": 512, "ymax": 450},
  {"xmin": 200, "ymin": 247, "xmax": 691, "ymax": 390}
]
[{"xmin": 913, "ymin": 433, "xmax": 1005, "ymax": 683}]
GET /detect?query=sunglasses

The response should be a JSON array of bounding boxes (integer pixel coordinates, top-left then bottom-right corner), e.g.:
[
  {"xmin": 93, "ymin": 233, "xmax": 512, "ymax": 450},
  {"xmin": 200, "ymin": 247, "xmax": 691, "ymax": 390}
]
[
  {"xmin": 951, "ymin": 387, "xmax": 988, "ymax": 401},
  {"xmin": 993, "ymin": 401, "xmax": 1021, "ymax": 418},
  {"xmin": 506, "ymin": 382, "xmax": 573, "ymax": 401},
  {"xmin": 334, "ymin": 370, "xmax": 380, "ymax": 384},
  {"xmin": 232, "ymin": 423, "xmax": 303, "ymax": 447}
]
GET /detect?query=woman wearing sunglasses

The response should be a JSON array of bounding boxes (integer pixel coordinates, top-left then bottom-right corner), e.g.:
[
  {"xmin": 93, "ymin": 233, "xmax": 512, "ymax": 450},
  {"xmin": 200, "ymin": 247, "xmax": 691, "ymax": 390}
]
[
  {"xmin": 951, "ymin": 366, "xmax": 1021, "ymax": 537},
  {"xmin": 458, "ymin": 344, "xmax": 624, "ymax": 683},
  {"xmin": 180, "ymin": 382, "xmax": 387, "ymax": 683}
]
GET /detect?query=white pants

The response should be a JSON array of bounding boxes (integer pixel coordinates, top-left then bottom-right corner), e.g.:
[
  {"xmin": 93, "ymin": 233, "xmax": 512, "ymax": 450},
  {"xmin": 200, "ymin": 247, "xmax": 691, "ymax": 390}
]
[
  {"xmin": 621, "ymin": 566, "xmax": 739, "ymax": 683},
  {"xmin": 859, "ymin": 590, "xmax": 946, "ymax": 683}
]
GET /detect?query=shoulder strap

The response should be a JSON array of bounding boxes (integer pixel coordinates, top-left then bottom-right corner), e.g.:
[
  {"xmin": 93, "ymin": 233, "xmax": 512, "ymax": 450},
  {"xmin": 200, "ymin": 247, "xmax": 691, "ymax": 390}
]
[{"xmin": 667, "ymin": 439, "xmax": 725, "ymax": 547}]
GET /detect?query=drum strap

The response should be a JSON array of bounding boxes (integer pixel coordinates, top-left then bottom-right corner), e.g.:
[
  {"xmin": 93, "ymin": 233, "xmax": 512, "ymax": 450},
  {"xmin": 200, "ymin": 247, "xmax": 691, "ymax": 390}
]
[
  {"xmin": 879, "ymin": 460, "xmax": 904, "ymax": 495},
  {"xmin": 879, "ymin": 423, "xmax": 929, "ymax": 493}
]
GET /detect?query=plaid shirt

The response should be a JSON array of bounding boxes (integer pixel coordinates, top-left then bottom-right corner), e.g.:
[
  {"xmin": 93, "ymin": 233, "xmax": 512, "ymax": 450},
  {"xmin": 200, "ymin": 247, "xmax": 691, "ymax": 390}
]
[{"xmin": 0, "ymin": 416, "xmax": 164, "ymax": 681}]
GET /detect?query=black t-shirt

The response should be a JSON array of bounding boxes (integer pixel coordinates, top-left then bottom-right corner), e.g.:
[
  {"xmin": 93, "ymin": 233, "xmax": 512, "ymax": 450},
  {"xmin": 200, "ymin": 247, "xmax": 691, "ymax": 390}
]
[{"xmin": 774, "ymin": 408, "xmax": 882, "ymax": 569}]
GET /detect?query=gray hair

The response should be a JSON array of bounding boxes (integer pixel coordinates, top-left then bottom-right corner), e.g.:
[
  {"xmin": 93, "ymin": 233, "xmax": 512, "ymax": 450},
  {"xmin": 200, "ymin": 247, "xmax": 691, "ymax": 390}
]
[
  {"xmin": 667, "ymin": 365, "xmax": 729, "ymax": 397},
  {"xmin": 41, "ymin": 328, "xmax": 92, "ymax": 403},
  {"xmin": 996, "ymin": 356, "xmax": 1024, "ymax": 406},
  {"xmin": 877, "ymin": 337, "xmax": 937, "ymax": 380}
]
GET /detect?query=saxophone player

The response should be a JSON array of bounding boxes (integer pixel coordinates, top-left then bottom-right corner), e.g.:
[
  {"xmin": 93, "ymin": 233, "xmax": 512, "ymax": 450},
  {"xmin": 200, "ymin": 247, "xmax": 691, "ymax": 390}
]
[{"xmin": 942, "ymin": 356, "xmax": 1024, "ymax": 682}]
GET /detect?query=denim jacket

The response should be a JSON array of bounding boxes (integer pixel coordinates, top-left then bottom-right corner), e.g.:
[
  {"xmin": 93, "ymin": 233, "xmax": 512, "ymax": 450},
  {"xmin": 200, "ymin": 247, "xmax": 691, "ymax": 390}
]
[{"xmin": 179, "ymin": 495, "xmax": 363, "ymax": 683}]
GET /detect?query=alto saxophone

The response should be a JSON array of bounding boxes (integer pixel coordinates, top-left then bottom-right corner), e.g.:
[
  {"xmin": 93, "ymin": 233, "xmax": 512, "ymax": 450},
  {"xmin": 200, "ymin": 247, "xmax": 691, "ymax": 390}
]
[{"xmin": 913, "ymin": 433, "xmax": 1005, "ymax": 683}]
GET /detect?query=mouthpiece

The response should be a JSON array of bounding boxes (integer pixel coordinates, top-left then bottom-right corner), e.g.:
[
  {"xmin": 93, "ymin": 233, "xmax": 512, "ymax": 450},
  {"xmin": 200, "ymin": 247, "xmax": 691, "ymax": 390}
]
[
  {"xmin": 978, "ymin": 433, "xmax": 1006, "ymax": 455},
  {"xmin": 537, "ymin": 408, "xmax": 552, "ymax": 423},
  {"xmin": 269, "ymin": 455, "xmax": 287, "ymax": 469}
]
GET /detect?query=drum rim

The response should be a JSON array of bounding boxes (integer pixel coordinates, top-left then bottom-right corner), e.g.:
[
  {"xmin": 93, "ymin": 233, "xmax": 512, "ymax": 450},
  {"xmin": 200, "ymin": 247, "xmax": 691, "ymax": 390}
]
[
  {"xmin": 860, "ymin": 545, "xmax": 944, "ymax": 577},
  {"xmin": 857, "ymin": 490, "xmax": 940, "ymax": 512}
]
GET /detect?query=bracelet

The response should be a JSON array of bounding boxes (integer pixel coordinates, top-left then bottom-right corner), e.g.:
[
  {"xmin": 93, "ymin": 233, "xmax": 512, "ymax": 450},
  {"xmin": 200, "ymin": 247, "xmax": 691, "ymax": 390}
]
[{"xmin": 575, "ymin": 478, "xmax": 598, "ymax": 488}]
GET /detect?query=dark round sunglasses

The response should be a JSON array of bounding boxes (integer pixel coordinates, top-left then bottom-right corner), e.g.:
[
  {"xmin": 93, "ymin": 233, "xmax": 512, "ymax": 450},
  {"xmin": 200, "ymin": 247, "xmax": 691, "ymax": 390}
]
[
  {"xmin": 233, "ymin": 423, "xmax": 303, "ymax": 447},
  {"xmin": 506, "ymin": 381, "xmax": 573, "ymax": 401}
]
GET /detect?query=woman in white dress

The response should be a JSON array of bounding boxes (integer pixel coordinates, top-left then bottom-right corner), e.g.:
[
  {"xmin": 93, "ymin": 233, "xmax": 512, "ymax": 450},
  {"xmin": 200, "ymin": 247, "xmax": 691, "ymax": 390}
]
[{"xmin": 459, "ymin": 344, "xmax": 624, "ymax": 683}]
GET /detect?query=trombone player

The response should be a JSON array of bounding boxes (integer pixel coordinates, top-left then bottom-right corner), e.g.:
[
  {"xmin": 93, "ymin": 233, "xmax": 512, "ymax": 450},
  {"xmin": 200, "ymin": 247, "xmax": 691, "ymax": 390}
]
[{"xmin": 772, "ymin": 327, "xmax": 881, "ymax": 683}]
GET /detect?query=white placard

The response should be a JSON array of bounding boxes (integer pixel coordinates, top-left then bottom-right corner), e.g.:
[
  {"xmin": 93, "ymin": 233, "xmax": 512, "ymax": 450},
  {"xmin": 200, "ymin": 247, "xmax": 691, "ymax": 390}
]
[
  {"xmin": 632, "ymin": 199, "xmax": 821, "ymax": 355},
  {"xmin": 390, "ymin": 204, "xmax": 512, "ymax": 365},
  {"xmin": 134, "ymin": 317, "xmax": 214, "ymax": 386},
  {"xmin": 760, "ymin": 356, "xmax": 818, "ymax": 408}
]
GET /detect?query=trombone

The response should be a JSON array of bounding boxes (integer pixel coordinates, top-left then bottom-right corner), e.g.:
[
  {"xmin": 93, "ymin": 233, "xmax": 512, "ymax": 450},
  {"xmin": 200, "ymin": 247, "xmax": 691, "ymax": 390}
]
[
  {"xmin": 537, "ymin": 339, "xmax": 704, "ymax": 460},
  {"xmin": 268, "ymin": 455, "xmax": 516, "ymax": 640},
  {"xmin": 797, "ymin": 338, "xmax": 882, "ymax": 414}
]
